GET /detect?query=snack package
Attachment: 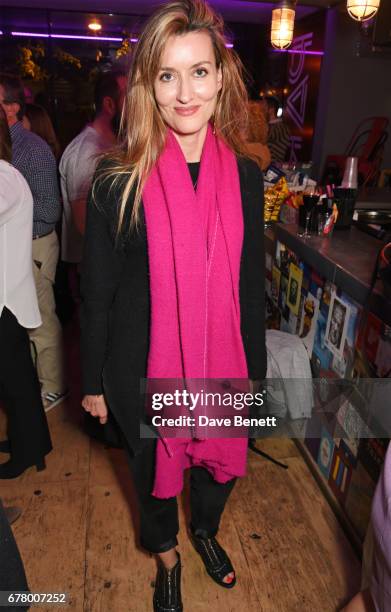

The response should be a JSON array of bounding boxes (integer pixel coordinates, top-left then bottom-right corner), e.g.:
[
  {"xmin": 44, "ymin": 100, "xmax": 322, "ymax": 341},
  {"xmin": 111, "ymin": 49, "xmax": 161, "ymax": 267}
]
[
  {"xmin": 264, "ymin": 177, "xmax": 290, "ymax": 222},
  {"xmin": 264, "ymin": 164, "xmax": 286, "ymax": 184},
  {"xmin": 286, "ymin": 193, "xmax": 303, "ymax": 210}
]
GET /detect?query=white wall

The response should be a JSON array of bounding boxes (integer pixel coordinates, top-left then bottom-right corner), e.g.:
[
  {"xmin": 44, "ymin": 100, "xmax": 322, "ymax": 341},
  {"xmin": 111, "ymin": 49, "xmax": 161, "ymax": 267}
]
[{"xmin": 312, "ymin": 8, "xmax": 391, "ymax": 180}]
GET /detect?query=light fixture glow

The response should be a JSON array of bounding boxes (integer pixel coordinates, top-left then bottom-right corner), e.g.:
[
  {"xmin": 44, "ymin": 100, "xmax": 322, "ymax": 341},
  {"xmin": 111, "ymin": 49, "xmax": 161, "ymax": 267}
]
[
  {"xmin": 347, "ymin": 0, "xmax": 381, "ymax": 21},
  {"xmin": 88, "ymin": 21, "xmax": 102, "ymax": 32},
  {"xmin": 271, "ymin": 1, "xmax": 296, "ymax": 50}
]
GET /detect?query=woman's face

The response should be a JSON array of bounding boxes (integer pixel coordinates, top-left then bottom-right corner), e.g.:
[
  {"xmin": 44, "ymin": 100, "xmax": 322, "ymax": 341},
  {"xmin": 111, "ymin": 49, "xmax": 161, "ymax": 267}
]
[{"xmin": 154, "ymin": 31, "xmax": 222, "ymax": 137}]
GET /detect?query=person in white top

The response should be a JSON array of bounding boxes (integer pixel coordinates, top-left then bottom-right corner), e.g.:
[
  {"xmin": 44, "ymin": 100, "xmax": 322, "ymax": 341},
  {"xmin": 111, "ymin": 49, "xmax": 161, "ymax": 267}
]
[
  {"xmin": 0, "ymin": 160, "xmax": 41, "ymax": 327},
  {"xmin": 0, "ymin": 107, "xmax": 52, "ymax": 479},
  {"xmin": 59, "ymin": 70, "xmax": 126, "ymax": 264}
]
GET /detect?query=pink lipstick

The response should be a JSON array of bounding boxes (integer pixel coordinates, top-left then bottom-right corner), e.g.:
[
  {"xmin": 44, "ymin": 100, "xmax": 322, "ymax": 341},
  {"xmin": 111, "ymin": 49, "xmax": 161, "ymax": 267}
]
[{"xmin": 174, "ymin": 106, "xmax": 200, "ymax": 116}]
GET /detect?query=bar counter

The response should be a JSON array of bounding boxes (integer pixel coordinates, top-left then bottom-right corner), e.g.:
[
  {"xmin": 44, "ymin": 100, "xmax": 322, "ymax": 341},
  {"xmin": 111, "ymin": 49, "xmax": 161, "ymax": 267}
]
[
  {"xmin": 265, "ymin": 224, "xmax": 390, "ymax": 326},
  {"xmin": 264, "ymin": 222, "xmax": 391, "ymax": 546}
]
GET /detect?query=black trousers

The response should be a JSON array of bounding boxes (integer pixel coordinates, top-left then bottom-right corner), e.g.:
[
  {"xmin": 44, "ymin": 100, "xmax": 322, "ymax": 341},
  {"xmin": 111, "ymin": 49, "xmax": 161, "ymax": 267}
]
[
  {"xmin": 0, "ymin": 308, "xmax": 52, "ymax": 465},
  {"xmin": 125, "ymin": 438, "xmax": 237, "ymax": 553}
]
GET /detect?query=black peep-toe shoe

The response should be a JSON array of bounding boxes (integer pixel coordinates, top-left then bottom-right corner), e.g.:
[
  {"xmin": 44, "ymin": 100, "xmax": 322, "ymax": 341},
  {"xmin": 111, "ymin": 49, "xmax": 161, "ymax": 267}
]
[
  {"xmin": 190, "ymin": 532, "xmax": 236, "ymax": 589},
  {"xmin": 153, "ymin": 553, "xmax": 183, "ymax": 612}
]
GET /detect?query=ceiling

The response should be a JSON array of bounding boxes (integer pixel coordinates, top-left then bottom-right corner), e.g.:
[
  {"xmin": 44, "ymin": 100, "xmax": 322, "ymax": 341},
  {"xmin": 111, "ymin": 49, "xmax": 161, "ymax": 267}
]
[{"xmin": 1, "ymin": 0, "xmax": 345, "ymax": 25}]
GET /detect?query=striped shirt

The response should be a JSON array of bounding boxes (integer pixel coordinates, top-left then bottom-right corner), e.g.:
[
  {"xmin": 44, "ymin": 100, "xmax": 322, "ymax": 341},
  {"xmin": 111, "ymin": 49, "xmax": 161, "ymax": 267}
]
[
  {"xmin": 10, "ymin": 121, "xmax": 61, "ymax": 238},
  {"xmin": 268, "ymin": 119, "xmax": 291, "ymax": 163}
]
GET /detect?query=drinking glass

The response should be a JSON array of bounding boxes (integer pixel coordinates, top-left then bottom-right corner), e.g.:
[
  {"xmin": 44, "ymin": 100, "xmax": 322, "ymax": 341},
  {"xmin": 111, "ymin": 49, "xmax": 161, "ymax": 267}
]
[{"xmin": 298, "ymin": 192, "xmax": 319, "ymax": 238}]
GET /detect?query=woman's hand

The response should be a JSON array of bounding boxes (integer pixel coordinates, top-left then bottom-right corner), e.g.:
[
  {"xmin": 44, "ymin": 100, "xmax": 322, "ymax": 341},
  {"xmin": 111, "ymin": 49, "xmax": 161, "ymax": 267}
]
[{"xmin": 82, "ymin": 394, "xmax": 108, "ymax": 425}]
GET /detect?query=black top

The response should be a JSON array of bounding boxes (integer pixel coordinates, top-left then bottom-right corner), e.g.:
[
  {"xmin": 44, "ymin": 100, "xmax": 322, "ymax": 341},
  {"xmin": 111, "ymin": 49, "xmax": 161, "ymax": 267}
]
[
  {"xmin": 187, "ymin": 161, "xmax": 200, "ymax": 188},
  {"xmin": 80, "ymin": 156, "xmax": 266, "ymax": 454}
]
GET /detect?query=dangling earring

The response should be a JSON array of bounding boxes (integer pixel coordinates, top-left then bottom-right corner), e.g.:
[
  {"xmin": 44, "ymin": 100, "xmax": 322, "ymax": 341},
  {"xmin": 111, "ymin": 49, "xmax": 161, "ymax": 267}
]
[{"xmin": 212, "ymin": 116, "xmax": 216, "ymax": 135}]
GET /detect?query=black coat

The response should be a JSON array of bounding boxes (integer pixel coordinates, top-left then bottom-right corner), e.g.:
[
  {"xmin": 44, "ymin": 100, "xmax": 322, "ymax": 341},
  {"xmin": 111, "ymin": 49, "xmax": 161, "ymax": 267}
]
[{"xmin": 81, "ymin": 156, "xmax": 266, "ymax": 455}]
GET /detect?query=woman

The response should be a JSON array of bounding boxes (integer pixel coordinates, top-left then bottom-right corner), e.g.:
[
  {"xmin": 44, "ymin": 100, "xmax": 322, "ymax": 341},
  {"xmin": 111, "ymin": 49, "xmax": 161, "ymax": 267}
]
[
  {"xmin": 81, "ymin": 1, "xmax": 266, "ymax": 610},
  {"xmin": 0, "ymin": 106, "xmax": 52, "ymax": 478},
  {"xmin": 23, "ymin": 103, "xmax": 61, "ymax": 161}
]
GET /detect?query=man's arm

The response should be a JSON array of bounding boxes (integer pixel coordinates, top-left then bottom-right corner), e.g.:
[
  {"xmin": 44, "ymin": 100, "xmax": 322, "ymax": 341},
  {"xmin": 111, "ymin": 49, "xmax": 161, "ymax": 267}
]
[
  {"xmin": 27, "ymin": 144, "xmax": 61, "ymax": 225},
  {"xmin": 65, "ymin": 144, "xmax": 102, "ymax": 236},
  {"xmin": 70, "ymin": 196, "xmax": 88, "ymax": 235}
]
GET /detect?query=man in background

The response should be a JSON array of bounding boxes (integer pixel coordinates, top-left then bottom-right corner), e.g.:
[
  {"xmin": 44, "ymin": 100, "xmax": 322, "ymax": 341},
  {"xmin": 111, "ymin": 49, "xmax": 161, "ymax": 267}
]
[
  {"xmin": 59, "ymin": 70, "xmax": 126, "ymax": 266},
  {"xmin": 0, "ymin": 73, "xmax": 65, "ymax": 412},
  {"xmin": 263, "ymin": 96, "xmax": 291, "ymax": 164}
]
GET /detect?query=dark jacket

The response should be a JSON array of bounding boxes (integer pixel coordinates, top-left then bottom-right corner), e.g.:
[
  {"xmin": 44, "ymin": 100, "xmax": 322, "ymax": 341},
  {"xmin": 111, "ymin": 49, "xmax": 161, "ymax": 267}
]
[{"xmin": 81, "ymin": 156, "xmax": 266, "ymax": 455}]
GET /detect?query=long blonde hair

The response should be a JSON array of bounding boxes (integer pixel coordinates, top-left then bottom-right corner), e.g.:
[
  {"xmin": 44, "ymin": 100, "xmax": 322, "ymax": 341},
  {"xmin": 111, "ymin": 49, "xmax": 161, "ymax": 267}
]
[{"xmin": 99, "ymin": 0, "xmax": 250, "ymax": 232}]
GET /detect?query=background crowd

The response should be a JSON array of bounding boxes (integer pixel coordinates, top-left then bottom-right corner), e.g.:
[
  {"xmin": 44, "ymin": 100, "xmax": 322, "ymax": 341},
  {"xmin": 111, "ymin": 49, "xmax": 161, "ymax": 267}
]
[
  {"xmin": 0, "ymin": 66, "xmax": 289, "ymax": 480},
  {"xmin": 0, "ymin": 64, "xmax": 291, "ymax": 605}
]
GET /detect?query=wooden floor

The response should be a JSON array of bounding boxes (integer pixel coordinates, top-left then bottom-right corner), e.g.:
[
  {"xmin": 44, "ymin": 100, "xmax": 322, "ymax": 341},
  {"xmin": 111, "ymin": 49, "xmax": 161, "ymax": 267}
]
[{"xmin": 0, "ymin": 321, "xmax": 361, "ymax": 612}]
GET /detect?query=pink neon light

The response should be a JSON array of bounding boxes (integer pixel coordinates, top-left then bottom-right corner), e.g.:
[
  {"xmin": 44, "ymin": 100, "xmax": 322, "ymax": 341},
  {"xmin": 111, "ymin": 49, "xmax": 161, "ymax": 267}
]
[
  {"xmin": 11, "ymin": 31, "xmax": 49, "ymax": 38},
  {"xmin": 5, "ymin": 31, "xmax": 232, "ymax": 48},
  {"xmin": 11, "ymin": 31, "xmax": 123, "ymax": 41},
  {"xmin": 52, "ymin": 33, "xmax": 123, "ymax": 42},
  {"xmin": 273, "ymin": 48, "xmax": 324, "ymax": 56}
]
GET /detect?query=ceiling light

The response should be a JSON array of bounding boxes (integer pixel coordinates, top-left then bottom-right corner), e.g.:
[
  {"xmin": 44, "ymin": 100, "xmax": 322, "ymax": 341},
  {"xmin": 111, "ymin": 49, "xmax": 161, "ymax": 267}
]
[
  {"xmin": 271, "ymin": 0, "xmax": 296, "ymax": 50},
  {"xmin": 88, "ymin": 21, "xmax": 102, "ymax": 32},
  {"xmin": 347, "ymin": 0, "xmax": 381, "ymax": 21}
]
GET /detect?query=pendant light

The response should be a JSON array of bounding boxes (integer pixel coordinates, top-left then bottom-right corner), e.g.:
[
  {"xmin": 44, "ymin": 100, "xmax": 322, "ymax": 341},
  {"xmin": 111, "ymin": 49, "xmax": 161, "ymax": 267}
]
[
  {"xmin": 88, "ymin": 20, "xmax": 102, "ymax": 32},
  {"xmin": 271, "ymin": 0, "xmax": 297, "ymax": 50},
  {"xmin": 347, "ymin": 0, "xmax": 381, "ymax": 22}
]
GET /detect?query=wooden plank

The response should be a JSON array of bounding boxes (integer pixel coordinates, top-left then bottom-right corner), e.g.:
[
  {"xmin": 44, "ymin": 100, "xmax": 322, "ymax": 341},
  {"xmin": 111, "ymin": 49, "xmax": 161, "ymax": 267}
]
[
  {"xmin": 177, "ymin": 484, "xmax": 261, "ymax": 610},
  {"xmin": 84, "ymin": 481, "xmax": 155, "ymax": 612},
  {"xmin": 249, "ymin": 437, "xmax": 300, "ymax": 460},
  {"xmin": 88, "ymin": 440, "xmax": 130, "ymax": 487},
  {"xmin": 227, "ymin": 453, "xmax": 361, "ymax": 612},
  {"xmin": 0, "ymin": 394, "xmax": 363, "ymax": 612},
  {"xmin": 86, "ymin": 448, "xmax": 262, "ymax": 611},
  {"xmin": 0, "ymin": 400, "xmax": 90, "ymax": 487},
  {"xmin": 2, "ymin": 481, "xmax": 88, "ymax": 612}
]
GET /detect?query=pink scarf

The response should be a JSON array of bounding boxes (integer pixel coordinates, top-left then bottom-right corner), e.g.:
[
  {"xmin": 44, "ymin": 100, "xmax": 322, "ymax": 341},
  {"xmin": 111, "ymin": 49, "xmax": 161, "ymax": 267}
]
[{"xmin": 142, "ymin": 124, "xmax": 249, "ymax": 498}]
